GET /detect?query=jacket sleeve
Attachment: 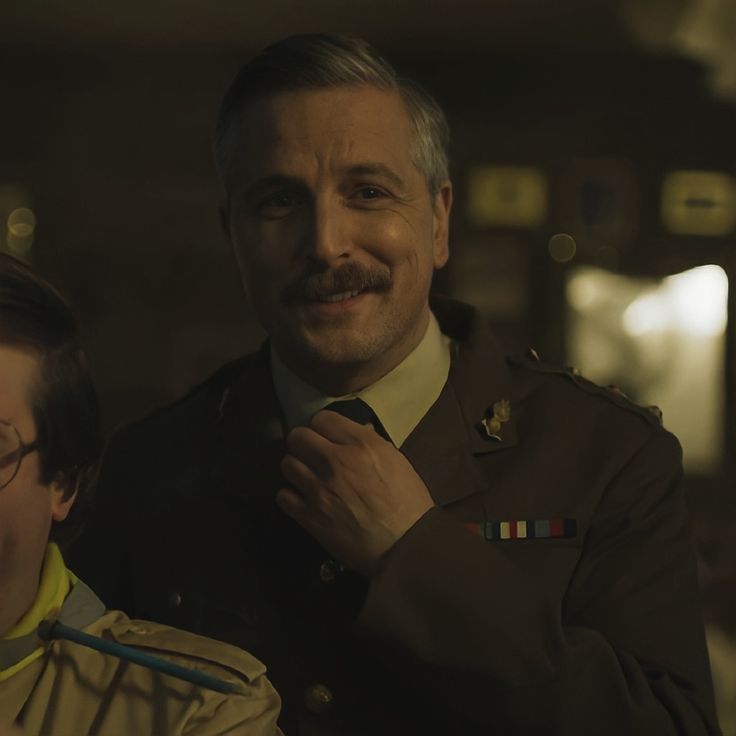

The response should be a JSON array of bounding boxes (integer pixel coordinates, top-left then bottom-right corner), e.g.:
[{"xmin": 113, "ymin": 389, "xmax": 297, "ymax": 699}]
[
  {"xmin": 183, "ymin": 676, "xmax": 284, "ymax": 736},
  {"xmin": 355, "ymin": 430, "xmax": 720, "ymax": 734}
]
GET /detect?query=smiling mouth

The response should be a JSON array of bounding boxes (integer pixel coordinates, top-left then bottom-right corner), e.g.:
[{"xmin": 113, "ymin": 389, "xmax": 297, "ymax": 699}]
[{"xmin": 315, "ymin": 289, "xmax": 364, "ymax": 303}]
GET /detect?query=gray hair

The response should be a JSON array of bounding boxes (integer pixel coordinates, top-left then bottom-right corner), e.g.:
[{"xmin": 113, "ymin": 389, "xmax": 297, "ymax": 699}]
[{"xmin": 213, "ymin": 34, "xmax": 450, "ymax": 197}]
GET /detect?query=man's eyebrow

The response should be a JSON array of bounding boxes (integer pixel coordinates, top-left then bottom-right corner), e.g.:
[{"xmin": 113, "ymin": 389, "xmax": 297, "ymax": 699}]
[
  {"xmin": 344, "ymin": 163, "xmax": 407, "ymax": 191},
  {"xmin": 241, "ymin": 164, "xmax": 408, "ymax": 199}
]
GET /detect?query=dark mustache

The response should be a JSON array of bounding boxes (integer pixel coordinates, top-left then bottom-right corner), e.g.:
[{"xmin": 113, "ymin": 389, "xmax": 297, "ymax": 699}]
[{"xmin": 282, "ymin": 263, "xmax": 392, "ymax": 303}]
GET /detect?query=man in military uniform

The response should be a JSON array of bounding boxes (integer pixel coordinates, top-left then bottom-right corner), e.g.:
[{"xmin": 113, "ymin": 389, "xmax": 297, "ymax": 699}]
[
  {"xmin": 0, "ymin": 254, "xmax": 282, "ymax": 735},
  {"xmin": 71, "ymin": 34, "xmax": 720, "ymax": 734}
]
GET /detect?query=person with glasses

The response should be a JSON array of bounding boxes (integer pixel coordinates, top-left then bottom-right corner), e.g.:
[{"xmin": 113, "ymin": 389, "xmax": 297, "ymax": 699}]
[{"xmin": 0, "ymin": 253, "xmax": 283, "ymax": 735}]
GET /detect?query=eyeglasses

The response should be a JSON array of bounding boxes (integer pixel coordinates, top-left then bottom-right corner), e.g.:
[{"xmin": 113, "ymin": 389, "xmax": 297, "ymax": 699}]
[{"xmin": 0, "ymin": 420, "xmax": 38, "ymax": 491}]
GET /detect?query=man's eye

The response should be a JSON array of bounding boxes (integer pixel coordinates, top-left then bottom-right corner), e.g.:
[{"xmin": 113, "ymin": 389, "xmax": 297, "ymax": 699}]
[
  {"xmin": 256, "ymin": 192, "xmax": 300, "ymax": 217},
  {"xmin": 356, "ymin": 186, "xmax": 386, "ymax": 200},
  {"xmin": 265, "ymin": 194, "xmax": 295, "ymax": 208}
]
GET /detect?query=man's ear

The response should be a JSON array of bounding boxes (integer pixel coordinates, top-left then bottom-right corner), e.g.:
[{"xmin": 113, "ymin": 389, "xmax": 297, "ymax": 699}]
[
  {"xmin": 432, "ymin": 181, "xmax": 452, "ymax": 269},
  {"xmin": 50, "ymin": 482, "xmax": 77, "ymax": 523}
]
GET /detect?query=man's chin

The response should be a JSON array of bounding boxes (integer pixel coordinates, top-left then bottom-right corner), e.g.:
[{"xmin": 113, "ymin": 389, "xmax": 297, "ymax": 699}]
[
  {"xmin": 302, "ymin": 335, "xmax": 380, "ymax": 368},
  {"xmin": 280, "ymin": 323, "xmax": 384, "ymax": 371}
]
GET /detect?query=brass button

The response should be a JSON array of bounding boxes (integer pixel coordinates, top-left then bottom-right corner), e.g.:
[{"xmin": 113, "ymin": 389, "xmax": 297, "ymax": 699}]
[
  {"xmin": 168, "ymin": 591, "xmax": 182, "ymax": 608},
  {"xmin": 319, "ymin": 559, "xmax": 341, "ymax": 583},
  {"xmin": 303, "ymin": 683, "xmax": 333, "ymax": 714}
]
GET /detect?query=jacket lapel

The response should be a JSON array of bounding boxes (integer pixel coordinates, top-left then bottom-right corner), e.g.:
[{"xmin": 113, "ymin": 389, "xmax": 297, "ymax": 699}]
[
  {"xmin": 210, "ymin": 343, "xmax": 286, "ymax": 506},
  {"xmin": 402, "ymin": 301, "xmax": 520, "ymax": 506}
]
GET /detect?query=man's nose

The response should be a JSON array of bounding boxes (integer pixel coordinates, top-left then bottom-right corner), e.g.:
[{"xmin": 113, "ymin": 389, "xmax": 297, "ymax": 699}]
[{"xmin": 302, "ymin": 198, "xmax": 352, "ymax": 264}]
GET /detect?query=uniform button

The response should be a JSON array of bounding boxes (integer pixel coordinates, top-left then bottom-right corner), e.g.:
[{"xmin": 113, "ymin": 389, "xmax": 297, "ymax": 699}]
[
  {"xmin": 168, "ymin": 591, "xmax": 183, "ymax": 608},
  {"xmin": 319, "ymin": 559, "xmax": 342, "ymax": 583},
  {"xmin": 303, "ymin": 683, "xmax": 334, "ymax": 714}
]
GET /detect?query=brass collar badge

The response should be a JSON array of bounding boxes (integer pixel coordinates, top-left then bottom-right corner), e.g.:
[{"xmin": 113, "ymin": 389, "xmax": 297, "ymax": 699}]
[{"xmin": 479, "ymin": 399, "xmax": 511, "ymax": 441}]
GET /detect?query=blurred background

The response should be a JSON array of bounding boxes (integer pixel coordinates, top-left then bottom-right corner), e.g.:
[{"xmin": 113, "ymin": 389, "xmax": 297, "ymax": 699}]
[{"xmin": 1, "ymin": 0, "xmax": 735, "ymax": 728}]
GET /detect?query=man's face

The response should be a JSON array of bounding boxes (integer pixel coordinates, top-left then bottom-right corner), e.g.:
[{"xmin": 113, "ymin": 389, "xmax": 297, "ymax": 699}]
[
  {"xmin": 0, "ymin": 346, "xmax": 74, "ymax": 636},
  {"xmin": 224, "ymin": 85, "xmax": 452, "ymax": 392}
]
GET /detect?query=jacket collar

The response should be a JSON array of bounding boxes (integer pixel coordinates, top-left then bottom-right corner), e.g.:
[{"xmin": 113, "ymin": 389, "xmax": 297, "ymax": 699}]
[
  {"xmin": 0, "ymin": 581, "xmax": 105, "ymax": 674},
  {"xmin": 401, "ymin": 297, "xmax": 520, "ymax": 506},
  {"xmin": 210, "ymin": 344, "xmax": 286, "ymax": 508}
]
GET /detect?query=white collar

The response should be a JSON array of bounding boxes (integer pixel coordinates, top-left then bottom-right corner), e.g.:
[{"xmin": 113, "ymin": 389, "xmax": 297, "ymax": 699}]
[{"xmin": 271, "ymin": 312, "xmax": 451, "ymax": 447}]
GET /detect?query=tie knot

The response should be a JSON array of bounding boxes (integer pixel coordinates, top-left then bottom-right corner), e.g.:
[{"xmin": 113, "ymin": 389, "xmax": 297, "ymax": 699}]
[{"xmin": 324, "ymin": 398, "xmax": 391, "ymax": 442}]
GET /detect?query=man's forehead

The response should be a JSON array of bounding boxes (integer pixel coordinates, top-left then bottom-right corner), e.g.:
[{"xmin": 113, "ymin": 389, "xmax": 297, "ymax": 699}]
[{"xmin": 234, "ymin": 85, "xmax": 416, "ymax": 179}]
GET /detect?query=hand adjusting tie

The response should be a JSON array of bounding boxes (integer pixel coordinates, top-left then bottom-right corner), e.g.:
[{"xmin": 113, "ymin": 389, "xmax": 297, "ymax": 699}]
[{"xmin": 325, "ymin": 398, "xmax": 391, "ymax": 443}]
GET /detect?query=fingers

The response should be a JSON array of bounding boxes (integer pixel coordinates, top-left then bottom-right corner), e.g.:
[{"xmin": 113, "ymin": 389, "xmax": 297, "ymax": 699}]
[
  {"xmin": 281, "ymin": 412, "xmax": 388, "ymax": 520},
  {"xmin": 285, "ymin": 411, "xmax": 376, "ymax": 475},
  {"xmin": 281, "ymin": 440, "xmax": 366, "ymax": 517},
  {"xmin": 285, "ymin": 425, "xmax": 335, "ymax": 478},
  {"xmin": 310, "ymin": 409, "xmax": 376, "ymax": 444},
  {"xmin": 275, "ymin": 487, "xmax": 307, "ymax": 516},
  {"xmin": 280, "ymin": 452, "xmax": 321, "ymax": 498},
  {"xmin": 275, "ymin": 486, "xmax": 326, "ymax": 534},
  {"xmin": 276, "ymin": 469, "xmax": 341, "ymax": 533}
]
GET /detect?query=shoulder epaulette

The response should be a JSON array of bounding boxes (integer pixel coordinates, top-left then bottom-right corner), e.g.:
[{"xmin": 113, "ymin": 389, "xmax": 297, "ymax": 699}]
[
  {"xmin": 508, "ymin": 347, "xmax": 664, "ymax": 429},
  {"xmin": 39, "ymin": 618, "xmax": 249, "ymax": 695},
  {"xmin": 110, "ymin": 619, "xmax": 267, "ymax": 684}
]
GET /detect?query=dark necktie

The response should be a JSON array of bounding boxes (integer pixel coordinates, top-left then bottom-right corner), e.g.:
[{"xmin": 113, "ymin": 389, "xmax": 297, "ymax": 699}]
[{"xmin": 325, "ymin": 398, "xmax": 392, "ymax": 443}]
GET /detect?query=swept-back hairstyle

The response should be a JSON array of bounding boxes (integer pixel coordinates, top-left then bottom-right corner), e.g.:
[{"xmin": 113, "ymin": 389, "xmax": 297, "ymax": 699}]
[
  {"xmin": 213, "ymin": 33, "xmax": 450, "ymax": 196},
  {"xmin": 0, "ymin": 253, "xmax": 100, "ymax": 546}
]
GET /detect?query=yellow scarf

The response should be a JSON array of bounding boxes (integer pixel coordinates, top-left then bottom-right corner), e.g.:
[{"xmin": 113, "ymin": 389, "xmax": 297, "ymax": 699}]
[{"xmin": 0, "ymin": 543, "xmax": 77, "ymax": 681}]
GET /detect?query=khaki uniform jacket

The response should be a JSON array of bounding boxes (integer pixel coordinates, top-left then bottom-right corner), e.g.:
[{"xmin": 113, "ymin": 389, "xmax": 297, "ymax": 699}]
[
  {"xmin": 70, "ymin": 298, "xmax": 720, "ymax": 735},
  {"xmin": 0, "ymin": 610, "xmax": 282, "ymax": 736}
]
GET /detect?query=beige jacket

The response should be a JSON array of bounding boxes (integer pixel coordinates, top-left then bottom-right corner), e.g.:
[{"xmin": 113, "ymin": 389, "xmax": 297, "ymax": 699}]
[{"xmin": 0, "ymin": 610, "xmax": 282, "ymax": 736}]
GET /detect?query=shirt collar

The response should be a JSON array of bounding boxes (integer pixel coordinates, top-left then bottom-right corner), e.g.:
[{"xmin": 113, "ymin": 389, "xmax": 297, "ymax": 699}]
[
  {"xmin": 1, "ymin": 543, "xmax": 77, "ymax": 679},
  {"xmin": 3, "ymin": 543, "xmax": 74, "ymax": 642},
  {"xmin": 271, "ymin": 311, "xmax": 451, "ymax": 447}
]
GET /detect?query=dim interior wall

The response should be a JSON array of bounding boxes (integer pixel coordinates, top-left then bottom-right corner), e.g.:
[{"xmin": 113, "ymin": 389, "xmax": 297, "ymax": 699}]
[{"xmin": 1, "ymin": 50, "xmax": 267, "ymax": 432}]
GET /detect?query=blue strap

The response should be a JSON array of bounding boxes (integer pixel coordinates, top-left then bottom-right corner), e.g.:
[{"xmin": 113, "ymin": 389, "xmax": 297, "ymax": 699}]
[
  {"xmin": 0, "ymin": 581, "xmax": 104, "ymax": 671},
  {"xmin": 38, "ymin": 620, "xmax": 245, "ymax": 695}
]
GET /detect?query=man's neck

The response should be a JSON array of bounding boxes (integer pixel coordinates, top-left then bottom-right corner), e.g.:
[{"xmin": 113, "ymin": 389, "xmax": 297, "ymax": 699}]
[
  {"xmin": 283, "ymin": 362, "xmax": 383, "ymax": 397},
  {"xmin": 274, "ymin": 312, "xmax": 431, "ymax": 396},
  {"xmin": 272, "ymin": 311, "xmax": 451, "ymax": 446}
]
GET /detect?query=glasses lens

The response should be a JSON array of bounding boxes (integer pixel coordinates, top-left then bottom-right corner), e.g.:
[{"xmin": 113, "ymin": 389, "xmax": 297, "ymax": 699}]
[{"xmin": 0, "ymin": 423, "xmax": 22, "ymax": 489}]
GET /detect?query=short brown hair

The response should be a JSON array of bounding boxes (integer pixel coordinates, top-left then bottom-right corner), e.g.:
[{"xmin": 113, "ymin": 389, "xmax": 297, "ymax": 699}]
[
  {"xmin": 0, "ymin": 253, "xmax": 100, "ymax": 546},
  {"xmin": 213, "ymin": 33, "xmax": 450, "ymax": 196}
]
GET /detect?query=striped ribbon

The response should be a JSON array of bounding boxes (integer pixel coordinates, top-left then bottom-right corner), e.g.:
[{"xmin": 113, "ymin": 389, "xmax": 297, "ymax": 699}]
[{"xmin": 464, "ymin": 518, "xmax": 577, "ymax": 541}]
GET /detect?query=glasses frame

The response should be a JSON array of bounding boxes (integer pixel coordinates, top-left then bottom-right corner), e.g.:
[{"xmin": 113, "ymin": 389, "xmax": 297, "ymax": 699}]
[{"xmin": 0, "ymin": 420, "xmax": 38, "ymax": 491}]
